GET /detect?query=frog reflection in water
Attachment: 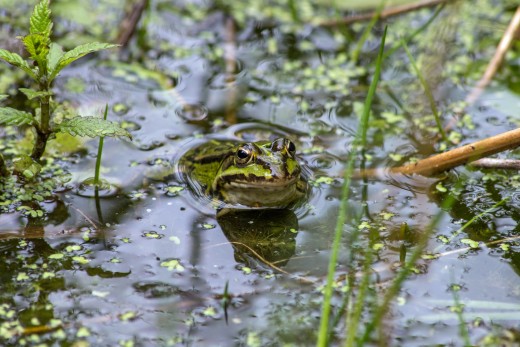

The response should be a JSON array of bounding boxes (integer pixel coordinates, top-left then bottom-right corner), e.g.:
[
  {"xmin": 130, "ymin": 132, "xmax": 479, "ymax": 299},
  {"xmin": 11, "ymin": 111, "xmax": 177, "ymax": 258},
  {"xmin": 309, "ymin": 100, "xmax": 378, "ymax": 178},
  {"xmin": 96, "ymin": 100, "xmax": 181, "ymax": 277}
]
[{"xmin": 179, "ymin": 138, "xmax": 308, "ymax": 208}]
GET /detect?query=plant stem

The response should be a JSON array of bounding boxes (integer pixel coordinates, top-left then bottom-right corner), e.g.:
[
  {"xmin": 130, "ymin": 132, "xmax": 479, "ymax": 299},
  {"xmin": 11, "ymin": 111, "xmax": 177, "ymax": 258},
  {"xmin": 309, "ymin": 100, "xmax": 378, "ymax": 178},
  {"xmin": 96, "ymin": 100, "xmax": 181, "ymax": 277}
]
[
  {"xmin": 94, "ymin": 105, "xmax": 108, "ymax": 185},
  {"xmin": 31, "ymin": 87, "xmax": 51, "ymax": 162}
]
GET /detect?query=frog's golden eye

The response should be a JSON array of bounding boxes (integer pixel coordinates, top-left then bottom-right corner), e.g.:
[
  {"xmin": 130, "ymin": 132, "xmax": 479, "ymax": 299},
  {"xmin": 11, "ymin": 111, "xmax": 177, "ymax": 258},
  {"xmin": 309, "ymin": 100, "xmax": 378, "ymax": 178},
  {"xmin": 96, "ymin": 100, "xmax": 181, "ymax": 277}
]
[{"xmin": 235, "ymin": 145, "xmax": 253, "ymax": 165}]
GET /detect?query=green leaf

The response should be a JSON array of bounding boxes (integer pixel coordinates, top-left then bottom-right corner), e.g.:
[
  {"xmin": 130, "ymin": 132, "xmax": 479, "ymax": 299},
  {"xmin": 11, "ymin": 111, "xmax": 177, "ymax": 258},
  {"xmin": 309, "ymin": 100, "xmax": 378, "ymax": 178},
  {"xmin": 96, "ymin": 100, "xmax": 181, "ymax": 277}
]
[
  {"xmin": 57, "ymin": 116, "xmax": 132, "ymax": 139},
  {"xmin": 22, "ymin": 34, "xmax": 50, "ymax": 69},
  {"xmin": 30, "ymin": 0, "xmax": 52, "ymax": 38},
  {"xmin": 0, "ymin": 49, "xmax": 37, "ymax": 80},
  {"xmin": 49, "ymin": 42, "xmax": 119, "ymax": 80},
  {"xmin": 19, "ymin": 88, "xmax": 53, "ymax": 100},
  {"xmin": 0, "ymin": 107, "xmax": 35, "ymax": 126},
  {"xmin": 0, "ymin": 95, "xmax": 9, "ymax": 101},
  {"xmin": 47, "ymin": 43, "xmax": 64, "ymax": 74}
]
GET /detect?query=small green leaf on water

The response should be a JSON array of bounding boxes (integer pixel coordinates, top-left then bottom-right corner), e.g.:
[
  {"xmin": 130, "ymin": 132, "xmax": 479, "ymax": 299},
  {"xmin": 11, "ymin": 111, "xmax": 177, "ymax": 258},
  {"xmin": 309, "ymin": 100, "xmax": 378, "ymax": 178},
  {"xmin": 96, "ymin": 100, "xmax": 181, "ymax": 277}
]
[
  {"xmin": 119, "ymin": 311, "xmax": 137, "ymax": 321},
  {"xmin": 52, "ymin": 329, "xmax": 66, "ymax": 340},
  {"xmin": 436, "ymin": 182, "xmax": 447, "ymax": 193},
  {"xmin": 202, "ymin": 306, "xmax": 216, "ymax": 317},
  {"xmin": 76, "ymin": 326, "xmax": 90, "ymax": 337},
  {"xmin": 389, "ymin": 153, "xmax": 403, "ymax": 162},
  {"xmin": 202, "ymin": 223, "xmax": 216, "ymax": 230},
  {"xmin": 314, "ymin": 176, "xmax": 334, "ymax": 185},
  {"xmin": 110, "ymin": 258, "xmax": 122, "ymax": 263},
  {"xmin": 358, "ymin": 221, "xmax": 370, "ymax": 230},
  {"xmin": 169, "ymin": 236, "xmax": 181, "ymax": 244},
  {"xmin": 121, "ymin": 237, "xmax": 131, "ymax": 243},
  {"xmin": 165, "ymin": 185, "xmax": 184, "ymax": 196},
  {"xmin": 42, "ymin": 271, "xmax": 55, "ymax": 279},
  {"xmin": 72, "ymin": 256, "xmax": 90, "ymax": 264},
  {"xmin": 372, "ymin": 243, "xmax": 384, "ymax": 251},
  {"xmin": 437, "ymin": 235, "xmax": 449, "ymax": 244},
  {"xmin": 290, "ymin": 228, "xmax": 298, "ymax": 234},
  {"xmin": 460, "ymin": 238, "xmax": 479, "ymax": 248},
  {"xmin": 49, "ymin": 253, "xmax": 64, "ymax": 259},
  {"xmin": 421, "ymin": 253, "xmax": 439, "ymax": 260},
  {"xmin": 16, "ymin": 272, "xmax": 29, "ymax": 281},
  {"xmin": 241, "ymin": 267, "xmax": 252, "ymax": 274},
  {"xmin": 500, "ymin": 243, "xmax": 510, "ymax": 251},
  {"xmin": 160, "ymin": 259, "xmax": 185, "ymax": 271},
  {"xmin": 30, "ymin": 317, "xmax": 40, "ymax": 325},
  {"xmin": 380, "ymin": 211, "xmax": 394, "ymax": 220},
  {"xmin": 66, "ymin": 245, "xmax": 82, "ymax": 252}
]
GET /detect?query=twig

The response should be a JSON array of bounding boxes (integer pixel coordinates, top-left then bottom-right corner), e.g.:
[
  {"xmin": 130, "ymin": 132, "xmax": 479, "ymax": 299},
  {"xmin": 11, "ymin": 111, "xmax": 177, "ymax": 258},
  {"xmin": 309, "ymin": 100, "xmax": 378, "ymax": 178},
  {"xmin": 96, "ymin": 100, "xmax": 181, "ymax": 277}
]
[
  {"xmin": 469, "ymin": 158, "xmax": 520, "ymax": 170},
  {"xmin": 465, "ymin": 6, "xmax": 520, "ymax": 104},
  {"xmin": 70, "ymin": 205, "xmax": 99, "ymax": 230},
  {"xmin": 390, "ymin": 127, "xmax": 520, "ymax": 176},
  {"xmin": 116, "ymin": 0, "xmax": 148, "ymax": 47},
  {"xmin": 318, "ymin": 0, "xmax": 449, "ymax": 27}
]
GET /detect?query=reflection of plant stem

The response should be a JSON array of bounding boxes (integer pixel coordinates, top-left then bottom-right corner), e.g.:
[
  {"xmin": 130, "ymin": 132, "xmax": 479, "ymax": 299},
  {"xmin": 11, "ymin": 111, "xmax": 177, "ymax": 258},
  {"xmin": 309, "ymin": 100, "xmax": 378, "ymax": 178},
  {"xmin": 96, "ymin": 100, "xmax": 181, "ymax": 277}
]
[
  {"xmin": 352, "ymin": 0, "xmax": 386, "ymax": 63},
  {"xmin": 451, "ymin": 279, "xmax": 472, "ymax": 346},
  {"xmin": 402, "ymin": 41, "xmax": 448, "ymax": 142},
  {"xmin": 0, "ymin": 152, "xmax": 8, "ymax": 177},
  {"xmin": 225, "ymin": 16, "xmax": 238, "ymax": 124}
]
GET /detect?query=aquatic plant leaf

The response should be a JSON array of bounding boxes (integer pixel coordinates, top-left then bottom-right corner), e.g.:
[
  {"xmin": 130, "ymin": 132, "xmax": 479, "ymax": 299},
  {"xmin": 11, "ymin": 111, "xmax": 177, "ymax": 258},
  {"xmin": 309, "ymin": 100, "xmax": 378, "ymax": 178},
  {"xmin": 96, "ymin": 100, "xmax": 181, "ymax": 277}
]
[
  {"xmin": 30, "ymin": 0, "xmax": 52, "ymax": 38},
  {"xmin": 0, "ymin": 107, "xmax": 35, "ymax": 126},
  {"xmin": 57, "ymin": 116, "xmax": 132, "ymax": 139},
  {"xmin": 49, "ymin": 43, "xmax": 119, "ymax": 80},
  {"xmin": 22, "ymin": 34, "xmax": 50, "ymax": 69},
  {"xmin": 19, "ymin": 88, "xmax": 53, "ymax": 100},
  {"xmin": 0, "ymin": 49, "xmax": 38, "ymax": 80}
]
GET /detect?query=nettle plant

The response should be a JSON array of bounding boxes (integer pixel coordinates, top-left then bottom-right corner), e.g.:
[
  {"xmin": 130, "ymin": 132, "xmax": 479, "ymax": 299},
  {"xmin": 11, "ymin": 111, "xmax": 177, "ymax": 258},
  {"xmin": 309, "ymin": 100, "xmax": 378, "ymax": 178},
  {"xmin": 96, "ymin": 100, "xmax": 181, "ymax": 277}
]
[{"xmin": 0, "ymin": 0, "xmax": 130, "ymax": 179}]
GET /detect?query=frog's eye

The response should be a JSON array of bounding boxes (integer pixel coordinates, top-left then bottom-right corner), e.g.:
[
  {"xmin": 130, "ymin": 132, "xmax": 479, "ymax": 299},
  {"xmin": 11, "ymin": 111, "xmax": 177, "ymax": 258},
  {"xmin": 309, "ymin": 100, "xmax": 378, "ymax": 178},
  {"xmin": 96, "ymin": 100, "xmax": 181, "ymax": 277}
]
[{"xmin": 235, "ymin": 145, "xmax": 253, "ymax": 165}]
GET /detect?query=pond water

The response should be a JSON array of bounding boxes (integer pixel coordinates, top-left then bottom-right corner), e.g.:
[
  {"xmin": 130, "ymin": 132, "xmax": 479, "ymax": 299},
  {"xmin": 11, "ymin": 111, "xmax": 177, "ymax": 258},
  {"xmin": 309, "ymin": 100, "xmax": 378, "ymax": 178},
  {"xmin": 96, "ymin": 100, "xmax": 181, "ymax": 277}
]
[{"xmin": 1, "ymin": 0, "xmax": 520, "ymax": 346}]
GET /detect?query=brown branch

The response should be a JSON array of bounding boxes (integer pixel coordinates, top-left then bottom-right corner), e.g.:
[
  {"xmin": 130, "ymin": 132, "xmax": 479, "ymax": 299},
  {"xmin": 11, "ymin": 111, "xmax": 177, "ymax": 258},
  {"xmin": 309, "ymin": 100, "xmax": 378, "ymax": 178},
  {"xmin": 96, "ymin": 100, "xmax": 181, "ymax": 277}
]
[
  {"xmin": 318, "ymin": 0, "xmax": 450, "ymax": 27},
  {"xmin": 116, "ymin": 0, "xmax": 148, "ymax": 47},
  {"xmin": 465, "ymin": 6, "xmax": 520, "ymax": 104}
]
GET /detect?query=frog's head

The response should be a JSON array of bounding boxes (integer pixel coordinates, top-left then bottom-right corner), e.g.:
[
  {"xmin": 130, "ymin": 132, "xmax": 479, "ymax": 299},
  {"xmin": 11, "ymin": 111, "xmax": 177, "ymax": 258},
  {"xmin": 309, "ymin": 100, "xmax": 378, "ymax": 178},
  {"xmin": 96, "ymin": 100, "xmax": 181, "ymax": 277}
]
[{"xmin": 212, "ymin": 138, "xmax": 306, "ymax": 207}]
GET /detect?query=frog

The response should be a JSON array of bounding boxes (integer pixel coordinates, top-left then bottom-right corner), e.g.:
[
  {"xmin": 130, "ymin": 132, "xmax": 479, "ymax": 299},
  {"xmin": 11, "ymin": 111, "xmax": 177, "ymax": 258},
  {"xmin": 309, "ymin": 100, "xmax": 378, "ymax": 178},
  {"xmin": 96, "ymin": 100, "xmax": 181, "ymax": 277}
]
[{"xmin": 178, "ymin": 137, "xmax": 308, "ymax": 209}]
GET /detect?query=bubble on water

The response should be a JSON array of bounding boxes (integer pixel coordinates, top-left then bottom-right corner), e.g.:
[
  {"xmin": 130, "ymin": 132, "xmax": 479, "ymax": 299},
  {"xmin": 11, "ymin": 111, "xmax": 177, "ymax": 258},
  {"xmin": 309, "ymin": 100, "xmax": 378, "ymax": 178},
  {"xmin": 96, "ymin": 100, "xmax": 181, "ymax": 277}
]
[
  {"xmin": 175, "ymin": 103, "xmax": 208, "ymax": 121},
  {"xmin": 75, "ymin": 177, "xmax": 119, "ymax": 198}
]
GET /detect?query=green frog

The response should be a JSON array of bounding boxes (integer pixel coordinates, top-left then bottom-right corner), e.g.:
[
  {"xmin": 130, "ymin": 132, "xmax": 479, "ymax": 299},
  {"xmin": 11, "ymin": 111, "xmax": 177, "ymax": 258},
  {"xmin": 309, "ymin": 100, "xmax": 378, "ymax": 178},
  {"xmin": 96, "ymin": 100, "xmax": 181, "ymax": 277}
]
[{"xmin": 178, "ymin": 137, "xmax": 308, "ymax": 208}]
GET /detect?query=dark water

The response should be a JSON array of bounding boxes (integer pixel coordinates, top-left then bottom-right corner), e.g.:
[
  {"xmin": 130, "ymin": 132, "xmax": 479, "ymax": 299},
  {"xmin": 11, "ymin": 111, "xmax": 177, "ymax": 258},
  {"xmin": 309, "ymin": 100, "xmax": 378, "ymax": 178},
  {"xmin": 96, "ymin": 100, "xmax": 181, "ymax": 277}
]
[{"xmin": 1, "ymin": 0, "xmax": 520, "ymax": 346}]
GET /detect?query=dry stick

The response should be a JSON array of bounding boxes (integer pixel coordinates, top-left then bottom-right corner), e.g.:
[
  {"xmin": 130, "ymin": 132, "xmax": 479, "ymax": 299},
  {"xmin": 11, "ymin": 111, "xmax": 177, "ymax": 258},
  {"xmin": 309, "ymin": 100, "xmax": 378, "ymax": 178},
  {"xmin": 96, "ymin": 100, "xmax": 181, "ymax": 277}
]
[
  {"xmin": 318, "ymin": 0, "xmax": 449, "ymax": 27},
  {"xmin": 116, "ymin": 0, "xmax": 148, "ymax": 47},
  {"xmin": 469, "ymin": 158, "xmax": 520, "ymax": 170},
  {"xmin": 385, "ymin": 127, "xmax": 520, "ymax": 176},
  {"xmin": 465, "ymin": 6, "xmax": 520, "ymax": 105}
]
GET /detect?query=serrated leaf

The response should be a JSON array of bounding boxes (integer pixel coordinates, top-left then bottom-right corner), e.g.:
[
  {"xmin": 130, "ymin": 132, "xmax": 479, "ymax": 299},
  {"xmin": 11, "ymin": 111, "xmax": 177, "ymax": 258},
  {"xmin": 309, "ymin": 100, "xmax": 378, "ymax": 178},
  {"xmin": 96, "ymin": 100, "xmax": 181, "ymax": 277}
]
[
  {"xmin": 49, "ymin": 43, "xmax": 119, "ymax": 80},
  {"xmin": 22, "ymin": 34, "xmax": 50, "ymax": 69},
  {"xmin": 19, "ymin": 88, "xmax": 53, "ymax": 100},
  {"xmin": 47, "ymin": 43, "xmax": 64, "ymax": 74},
  {"xmin": 0, "ymin": 107, "xmax": 34, "ymax": 126},
  {"xmin": 57, "ymin": 116, "xmax": 132, "ymax": 139},
  {"xmin": 0, "ymin": 49, "xmax": 37, "ymax": 80},
  {"xmin": 30, "ymin": 0, "xmax": 52, "ymax": 39},
  {"xmin": 0, "ymin": 95, "xmax": 9, "ymax": 101}
]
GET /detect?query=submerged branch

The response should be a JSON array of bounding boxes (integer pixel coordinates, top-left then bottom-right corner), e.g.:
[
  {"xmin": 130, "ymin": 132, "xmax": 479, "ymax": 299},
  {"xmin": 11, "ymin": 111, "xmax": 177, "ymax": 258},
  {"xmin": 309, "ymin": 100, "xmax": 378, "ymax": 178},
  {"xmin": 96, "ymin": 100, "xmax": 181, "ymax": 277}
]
[
  {"xmin": 465, "ymin": 6, "xmax": 520, "ymax": 104},
  {"xmin": 318, "ymin": 0, "xmax": 449, "ymax": 27}
]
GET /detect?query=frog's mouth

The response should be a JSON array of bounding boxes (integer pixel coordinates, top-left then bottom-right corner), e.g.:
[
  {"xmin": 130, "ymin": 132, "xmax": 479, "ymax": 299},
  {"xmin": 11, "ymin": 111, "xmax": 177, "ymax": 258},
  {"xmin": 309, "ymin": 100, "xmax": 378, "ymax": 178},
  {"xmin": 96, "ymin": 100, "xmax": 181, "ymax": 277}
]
[{"xmin": 215, "ymin": 176, "xmax": 305, "ymax": 208}]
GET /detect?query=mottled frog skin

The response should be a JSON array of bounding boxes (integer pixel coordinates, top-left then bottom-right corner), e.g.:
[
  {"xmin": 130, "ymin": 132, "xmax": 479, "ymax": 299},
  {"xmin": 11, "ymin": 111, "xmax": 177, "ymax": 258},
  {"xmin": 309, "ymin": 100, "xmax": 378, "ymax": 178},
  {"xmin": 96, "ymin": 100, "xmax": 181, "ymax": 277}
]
[{"xmin": 179, "ymin": 138, "xmax": 308, "ymax": 208}]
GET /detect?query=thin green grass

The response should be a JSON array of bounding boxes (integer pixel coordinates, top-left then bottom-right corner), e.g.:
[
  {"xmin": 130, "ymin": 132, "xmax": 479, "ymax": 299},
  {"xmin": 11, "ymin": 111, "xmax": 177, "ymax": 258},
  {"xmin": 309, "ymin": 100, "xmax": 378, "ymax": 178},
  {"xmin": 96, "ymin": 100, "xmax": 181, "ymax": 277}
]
[
  {"xmin": 316, "ymin": 26, "xmax": 387, "ymax": 347},
  {"xmin": 401, "ymin": 41, "xmax": 449, "ymax": 142},
  {"xmin": 451, "ymin": 282, "xmax": 472, "ymax": 346}
]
